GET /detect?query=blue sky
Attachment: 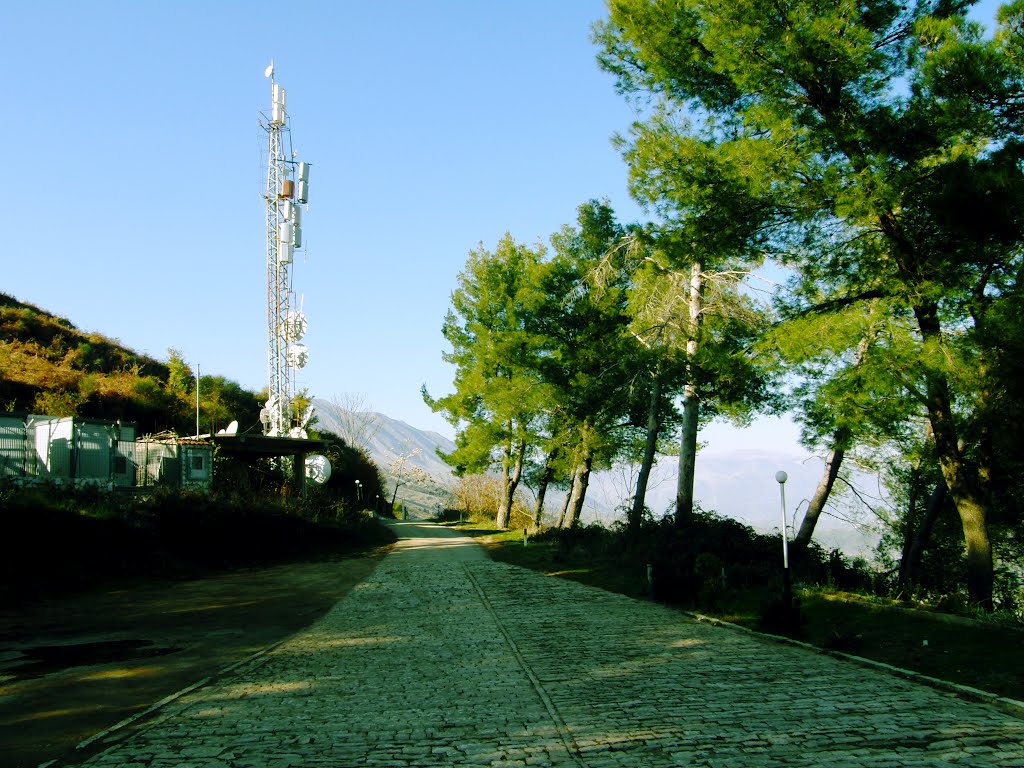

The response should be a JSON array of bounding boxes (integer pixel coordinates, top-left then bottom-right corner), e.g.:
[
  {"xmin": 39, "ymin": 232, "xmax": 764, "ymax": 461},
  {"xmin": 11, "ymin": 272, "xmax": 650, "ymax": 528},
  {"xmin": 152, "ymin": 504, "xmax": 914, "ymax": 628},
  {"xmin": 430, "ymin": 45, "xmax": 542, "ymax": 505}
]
[
  {"xmin": 6, "ymin": 0, "xmax": 643, "ymax": 438},
  {"xmin": 3, "ymin": 0, "xmax": 1009, "ymax": 538}
]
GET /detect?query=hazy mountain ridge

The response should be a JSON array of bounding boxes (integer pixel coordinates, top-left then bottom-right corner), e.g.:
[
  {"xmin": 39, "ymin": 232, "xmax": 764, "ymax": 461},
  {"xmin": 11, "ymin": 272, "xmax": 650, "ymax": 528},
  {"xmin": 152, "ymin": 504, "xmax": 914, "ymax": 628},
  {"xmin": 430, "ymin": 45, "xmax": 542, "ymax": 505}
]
[
  {"xmin": 312, "ymin": 399, "xmax": 455, "ymax": 476},
  {"xmin": 311, "ymin": 399, "xmax": 878, "ymax": 556},
  {"xmin": 312, "ymin": 399, "xmax": 455, "ymax": 515}
]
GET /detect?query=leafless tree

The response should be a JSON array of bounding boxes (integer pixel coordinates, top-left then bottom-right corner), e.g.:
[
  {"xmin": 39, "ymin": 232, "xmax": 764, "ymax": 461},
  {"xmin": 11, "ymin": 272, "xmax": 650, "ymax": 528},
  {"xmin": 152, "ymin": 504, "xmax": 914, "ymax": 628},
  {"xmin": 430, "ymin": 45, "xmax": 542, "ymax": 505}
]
[{"xmin": 329, "ymin": 392, "xmax": 382, "ymax": 453}]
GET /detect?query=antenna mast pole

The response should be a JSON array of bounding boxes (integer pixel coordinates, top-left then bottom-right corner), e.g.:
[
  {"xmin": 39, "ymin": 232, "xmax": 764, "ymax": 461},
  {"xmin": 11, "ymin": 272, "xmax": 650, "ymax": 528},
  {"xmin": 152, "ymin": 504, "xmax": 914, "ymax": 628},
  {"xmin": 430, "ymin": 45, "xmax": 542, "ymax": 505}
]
[{"xmin": 260, "ymin": 62, "xmax": 310, "ymax": 436}]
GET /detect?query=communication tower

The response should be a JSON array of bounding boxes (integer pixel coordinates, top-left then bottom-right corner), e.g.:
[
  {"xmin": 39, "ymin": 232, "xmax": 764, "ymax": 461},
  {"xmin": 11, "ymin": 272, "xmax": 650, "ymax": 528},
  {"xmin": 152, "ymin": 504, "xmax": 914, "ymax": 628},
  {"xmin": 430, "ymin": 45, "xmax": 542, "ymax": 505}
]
[{"xmin": 259, "ymin": 62, "xmax": 312, "ymax": 437}]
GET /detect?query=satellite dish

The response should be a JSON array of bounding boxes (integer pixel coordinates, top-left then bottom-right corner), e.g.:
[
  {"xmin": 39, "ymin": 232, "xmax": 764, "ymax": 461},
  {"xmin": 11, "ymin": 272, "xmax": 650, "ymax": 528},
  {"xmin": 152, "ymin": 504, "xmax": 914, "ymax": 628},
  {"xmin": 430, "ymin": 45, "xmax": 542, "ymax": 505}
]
[
  {"xmin": 264, "ymin": 61, "xmax": 274, "ymax": 78},
  {"xmin": 284, "ymin": 311, "xmax": 308, "ymax": 341},
  {"xmin": 305, "ymin": 454, "xmax": 332, "ymax": 484},
  {"xmin": 225, "ymin": 420, "xmax": 238, "ymax": 435},
  {"xmin": 286, "ymin": 343, "xmax": 309, "ymax": 368}
]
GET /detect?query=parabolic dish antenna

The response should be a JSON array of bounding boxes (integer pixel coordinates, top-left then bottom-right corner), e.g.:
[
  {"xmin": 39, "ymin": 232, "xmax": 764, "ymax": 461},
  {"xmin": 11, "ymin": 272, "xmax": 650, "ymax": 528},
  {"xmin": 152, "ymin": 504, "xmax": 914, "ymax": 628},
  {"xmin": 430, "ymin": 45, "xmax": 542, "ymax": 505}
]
[
  {"xmin": 305, "ymin": 454, "xmax": 332, "ymax": 484},
  {"xmin": 284, "ymin": 311, "xmax": 308, "ymax": 341},
  {"xmin": 286, "ymin": 343, "xmax": 309, "ymax": 368}
]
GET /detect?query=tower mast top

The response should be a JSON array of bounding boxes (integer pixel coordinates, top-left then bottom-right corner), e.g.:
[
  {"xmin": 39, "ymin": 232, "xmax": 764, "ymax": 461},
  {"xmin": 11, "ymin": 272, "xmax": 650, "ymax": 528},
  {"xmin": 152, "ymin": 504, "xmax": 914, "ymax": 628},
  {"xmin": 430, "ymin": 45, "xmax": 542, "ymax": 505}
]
[{"xmin": 260, "ymin": 64, "xmax": 312, "ymax": 437}]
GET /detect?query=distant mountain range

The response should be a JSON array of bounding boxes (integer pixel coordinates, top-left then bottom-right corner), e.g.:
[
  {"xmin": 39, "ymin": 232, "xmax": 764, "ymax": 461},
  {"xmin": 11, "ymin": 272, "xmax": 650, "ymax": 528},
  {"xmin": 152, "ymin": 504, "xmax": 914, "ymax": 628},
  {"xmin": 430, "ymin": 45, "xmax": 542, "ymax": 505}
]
[
  {"xmin": 311, "ymin": 398, "xmax": 879, "ymax": 556},
  {"xmin": 312, "ymin": 399, "xmax": 456, "ymax": 515},
  {"xmin": 312, "ymin": 399, "xmax": 454, "ymax": 476}
]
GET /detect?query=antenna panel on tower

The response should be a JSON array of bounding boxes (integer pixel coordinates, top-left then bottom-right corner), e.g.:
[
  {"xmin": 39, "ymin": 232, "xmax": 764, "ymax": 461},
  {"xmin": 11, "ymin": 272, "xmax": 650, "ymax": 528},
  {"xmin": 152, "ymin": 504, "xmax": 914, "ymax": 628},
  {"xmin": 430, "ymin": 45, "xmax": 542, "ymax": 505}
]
[
  {"xmin": 272, "ymin": 84, "xmax": 287, "ymax": 124},
  {"xmin": 297, "ymin": 162, "xmax": 310, "ymax": 203}
]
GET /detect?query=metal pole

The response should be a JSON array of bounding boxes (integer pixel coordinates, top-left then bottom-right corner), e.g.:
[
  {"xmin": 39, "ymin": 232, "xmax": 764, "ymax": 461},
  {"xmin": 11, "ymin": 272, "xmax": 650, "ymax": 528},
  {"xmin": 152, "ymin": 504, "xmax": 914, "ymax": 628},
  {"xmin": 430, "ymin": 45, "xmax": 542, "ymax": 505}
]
[
  {"xmin": 775, "ymin": 470, "xmax": 792, "ymax": 606},
  {"xmin": 195, "ymin": 364, "xmax": 200, "ymax": 438}
]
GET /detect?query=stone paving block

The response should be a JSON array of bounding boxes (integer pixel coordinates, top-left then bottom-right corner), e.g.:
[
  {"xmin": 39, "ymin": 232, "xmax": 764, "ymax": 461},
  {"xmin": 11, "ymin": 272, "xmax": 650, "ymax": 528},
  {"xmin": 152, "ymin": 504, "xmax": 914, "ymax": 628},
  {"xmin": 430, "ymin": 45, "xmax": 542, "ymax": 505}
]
[{"xmin": 67, "ymin": 522, "xmax": 1024, "ymax": 768}]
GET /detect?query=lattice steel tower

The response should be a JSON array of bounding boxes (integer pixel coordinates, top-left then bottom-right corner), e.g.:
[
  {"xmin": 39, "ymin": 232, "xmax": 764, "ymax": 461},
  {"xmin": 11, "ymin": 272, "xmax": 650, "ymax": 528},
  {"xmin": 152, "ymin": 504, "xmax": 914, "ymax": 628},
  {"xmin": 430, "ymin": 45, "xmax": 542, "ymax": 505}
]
[{"xmin": 260, "ymin": 62, "xmax": 311, "ymax": 436}]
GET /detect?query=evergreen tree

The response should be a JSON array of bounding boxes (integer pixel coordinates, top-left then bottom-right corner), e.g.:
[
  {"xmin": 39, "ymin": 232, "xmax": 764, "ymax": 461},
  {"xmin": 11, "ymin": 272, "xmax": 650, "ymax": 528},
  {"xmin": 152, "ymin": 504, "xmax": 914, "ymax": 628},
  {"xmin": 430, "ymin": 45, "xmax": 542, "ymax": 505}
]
[
  {"xmin": 425, "ymin": 235, "xmax": 550, "ymax": 529},
  {"xmin": 595, "ymin": 0, "xmax": 1024, "ymax": 607}
]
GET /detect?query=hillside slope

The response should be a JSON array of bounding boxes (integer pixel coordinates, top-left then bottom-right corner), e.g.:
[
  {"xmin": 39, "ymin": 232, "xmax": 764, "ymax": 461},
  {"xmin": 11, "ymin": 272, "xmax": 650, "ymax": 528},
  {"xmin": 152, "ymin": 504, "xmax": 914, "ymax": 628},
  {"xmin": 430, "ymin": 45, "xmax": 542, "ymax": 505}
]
[
  {"xmin": 0, "ymin": 292, "xmax": 259, "ymax": 434},
  {"xmin": 313, "ymin": 399, "xmax": 455, "ymax": 516}
]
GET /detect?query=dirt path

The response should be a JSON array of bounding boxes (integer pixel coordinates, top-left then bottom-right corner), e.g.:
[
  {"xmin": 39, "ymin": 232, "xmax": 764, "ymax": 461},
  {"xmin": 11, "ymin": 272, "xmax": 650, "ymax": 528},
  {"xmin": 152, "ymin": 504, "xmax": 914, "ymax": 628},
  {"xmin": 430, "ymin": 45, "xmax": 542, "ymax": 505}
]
[{"xmin": 0, "ymin": 547, "xmax": 390, "ymax": 768}]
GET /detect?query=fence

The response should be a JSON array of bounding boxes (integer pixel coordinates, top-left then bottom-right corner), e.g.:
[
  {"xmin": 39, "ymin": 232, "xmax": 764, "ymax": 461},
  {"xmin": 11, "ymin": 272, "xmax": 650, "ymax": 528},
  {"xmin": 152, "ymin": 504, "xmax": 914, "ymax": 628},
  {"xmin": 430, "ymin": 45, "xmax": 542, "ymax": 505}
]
[
  {"xmin": 0, "ymin": 425, "xmax": 31, "ymax": 480},
  {"xmin": 0, "ymin": 425, "xmax": 211, "ymax": 491},
  {"xmin": 112, "ymin": 440, "xmax": 212, "ymax": 490}
]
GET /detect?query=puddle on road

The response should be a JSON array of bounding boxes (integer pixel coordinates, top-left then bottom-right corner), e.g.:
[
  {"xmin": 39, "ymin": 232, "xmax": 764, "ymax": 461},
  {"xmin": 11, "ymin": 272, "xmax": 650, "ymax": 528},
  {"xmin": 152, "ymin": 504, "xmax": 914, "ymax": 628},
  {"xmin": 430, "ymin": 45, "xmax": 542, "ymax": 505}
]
[{"xmin": 0, "ymin": 639, "xmax": 182, "ymax": 681}]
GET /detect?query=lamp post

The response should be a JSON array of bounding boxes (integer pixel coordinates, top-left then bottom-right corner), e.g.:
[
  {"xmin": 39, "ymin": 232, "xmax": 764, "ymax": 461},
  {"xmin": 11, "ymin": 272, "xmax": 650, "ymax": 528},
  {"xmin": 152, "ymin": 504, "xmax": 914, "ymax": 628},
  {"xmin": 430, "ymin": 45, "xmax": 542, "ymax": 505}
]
[
  {"xmin": 775, "ymin": 470, "xmax": 792, "ymax": 607},
  {"xmin": 355, "ymin": 479, "xmax": 362, "ymax": 506}
]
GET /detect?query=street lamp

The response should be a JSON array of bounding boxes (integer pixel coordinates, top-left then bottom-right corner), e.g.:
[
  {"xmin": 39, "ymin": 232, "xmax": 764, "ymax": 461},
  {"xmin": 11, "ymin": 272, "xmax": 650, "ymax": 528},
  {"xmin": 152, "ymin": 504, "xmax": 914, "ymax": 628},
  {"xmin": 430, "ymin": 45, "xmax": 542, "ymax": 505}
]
[
  {"xmin": 775, "ymin": 470, "xmax": 792, "ymax": 606},
  {"xmin": 355, "ymin": 479, "xmax": 362, "ymax": 504}
]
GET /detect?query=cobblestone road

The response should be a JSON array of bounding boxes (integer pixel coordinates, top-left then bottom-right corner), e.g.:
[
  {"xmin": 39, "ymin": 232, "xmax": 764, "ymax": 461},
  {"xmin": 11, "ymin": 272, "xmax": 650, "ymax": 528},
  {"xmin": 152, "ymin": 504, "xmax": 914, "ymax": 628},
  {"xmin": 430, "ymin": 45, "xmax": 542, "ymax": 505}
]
[{"xmin": 68, "ymin": 522, "xmax": 1024, "ymax": 768}]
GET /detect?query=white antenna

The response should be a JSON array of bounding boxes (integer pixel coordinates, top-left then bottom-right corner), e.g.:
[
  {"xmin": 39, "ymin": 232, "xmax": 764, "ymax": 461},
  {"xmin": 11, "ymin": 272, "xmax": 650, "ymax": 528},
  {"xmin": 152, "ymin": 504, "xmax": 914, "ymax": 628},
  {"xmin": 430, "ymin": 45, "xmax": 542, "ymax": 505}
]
[{"xmin": 261, "ymin": 63, "xmax": 312, "ymax": 436}]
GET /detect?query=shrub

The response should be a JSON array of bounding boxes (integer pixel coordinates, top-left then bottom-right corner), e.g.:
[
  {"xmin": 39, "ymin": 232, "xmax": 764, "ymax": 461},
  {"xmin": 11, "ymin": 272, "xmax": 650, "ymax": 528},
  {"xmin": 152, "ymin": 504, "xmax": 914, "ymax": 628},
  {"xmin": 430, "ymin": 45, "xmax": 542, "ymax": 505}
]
[
  {"xmin": 627, "ymin": 511, "xmax": 879, "ymax": 608},
  {"xmin": 0, "ymin": 482, "xmax": 394, "ymax": 605}
]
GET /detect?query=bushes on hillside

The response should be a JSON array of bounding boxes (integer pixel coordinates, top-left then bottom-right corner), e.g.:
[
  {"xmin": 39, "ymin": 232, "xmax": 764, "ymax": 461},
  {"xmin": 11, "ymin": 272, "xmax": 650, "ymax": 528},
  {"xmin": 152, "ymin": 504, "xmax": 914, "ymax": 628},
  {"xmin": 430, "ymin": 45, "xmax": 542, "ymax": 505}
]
[
  {"xmin": 447, "ymin": 473, "xmax": 532, "ymax": 528},
  {"xmin": 529, "ymin": 511, "xmax": 878, "ymax": 612}
]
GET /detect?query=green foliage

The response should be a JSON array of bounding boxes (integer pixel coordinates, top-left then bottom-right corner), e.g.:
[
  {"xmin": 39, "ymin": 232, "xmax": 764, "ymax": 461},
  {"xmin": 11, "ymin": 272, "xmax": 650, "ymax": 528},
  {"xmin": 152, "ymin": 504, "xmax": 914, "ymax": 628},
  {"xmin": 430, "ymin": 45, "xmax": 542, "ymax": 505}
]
[
  {"xmin": 315, "ymin": 430, "xmax": 386, "ymax": 508},
  {"xmin": 197, "ymin": 374, "xmax": 261, "ymax": 436},
  {"xmin": 426, "ymin": 233, "xmax": 554, "ymax": 527},
  {"xmin": 595, "ymin": 0, "xmax": 1024, "ymax": 606},
  {"xmin": 507, "ymin": 511, "xmax": 877, "ymax": 619},
  {"xmin": 165, "ymin": 347, "xmax": 194, "ymax": 396},
  {"xmin": 485, "ymin": 519, "xmax": 1024, "ymax": 699},
  {"xmin": 427, "ymin": 233, "xmax": 549, "ymax": 471},
  {"xmin": 31, "ymin": 388, "xmax": 81, "ymax": 417}
]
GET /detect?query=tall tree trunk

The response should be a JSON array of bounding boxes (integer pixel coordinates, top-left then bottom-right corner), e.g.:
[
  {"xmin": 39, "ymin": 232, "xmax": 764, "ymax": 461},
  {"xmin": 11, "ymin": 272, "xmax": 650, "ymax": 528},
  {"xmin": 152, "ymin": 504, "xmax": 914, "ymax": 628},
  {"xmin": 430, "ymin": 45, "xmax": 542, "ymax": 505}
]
[
  {"xmin": 629, "ymin": 373, "xmax": 662, "ymax": 535},
  {"xmin": 495, "ymin": 438, "xmax": 525, "ymax": 530},
  {"xmin": 675, "ymin": 261, "xmax": 702, "ymax": 526},
  {"xmin": 914, "ymin": 302, "xmax": 993, "ymax": 609},
  {"xmin": 823, "ymin": 105, "xmax": 994, "ymax": 606},
  {"xmin": 793, "ymin": 428, "xmax": 849, "ymax": 550},
  {"xmin": 533, "ymin": 451, "xmax": 557, "ymax": 530},
  {"xmin": 564, "ymin": 452, "xmax": 593, "ymax": 528},
  {"xmin": 557, "ymin": 468, "xmax": 577, "ymax": 528},
  {"xmin": 793, "ymin": 335, "xmax": 870, "ymax": 549},
  {"xmin": 897, "ymin": 462, "xmax": 922, "ymax": 589},
  {"xmin": 675, "ymin": 385, "xmax": 699, "ymax": 524},
  {"xmin": 899, "ymin": 479, "xmax": 947, "ymax": 591}
]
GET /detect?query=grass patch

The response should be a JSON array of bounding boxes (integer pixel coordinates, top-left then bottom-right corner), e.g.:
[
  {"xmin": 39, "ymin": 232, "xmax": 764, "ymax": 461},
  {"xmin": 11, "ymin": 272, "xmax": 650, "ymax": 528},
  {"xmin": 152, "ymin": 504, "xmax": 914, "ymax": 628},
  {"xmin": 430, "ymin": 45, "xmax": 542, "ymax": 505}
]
[
  {"xmin": 456, "ymin": 522, "xmax": 650, "ymax": 599},
  {"xmin": 466, "ymin": 520, "xmax": 1024, "ymax": 702}
]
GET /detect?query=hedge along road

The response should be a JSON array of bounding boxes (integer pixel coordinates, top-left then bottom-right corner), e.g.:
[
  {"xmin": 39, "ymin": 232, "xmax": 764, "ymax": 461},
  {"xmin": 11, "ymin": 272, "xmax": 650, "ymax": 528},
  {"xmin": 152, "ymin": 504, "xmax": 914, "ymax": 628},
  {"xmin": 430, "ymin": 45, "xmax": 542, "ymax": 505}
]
[
  {"xmin": 0, "ymin": 549, "xmax": 390, "ymax": 768},
  {"xmin": 34, "ymin": 520, "xmax": 1024, "ymax": 768}
]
